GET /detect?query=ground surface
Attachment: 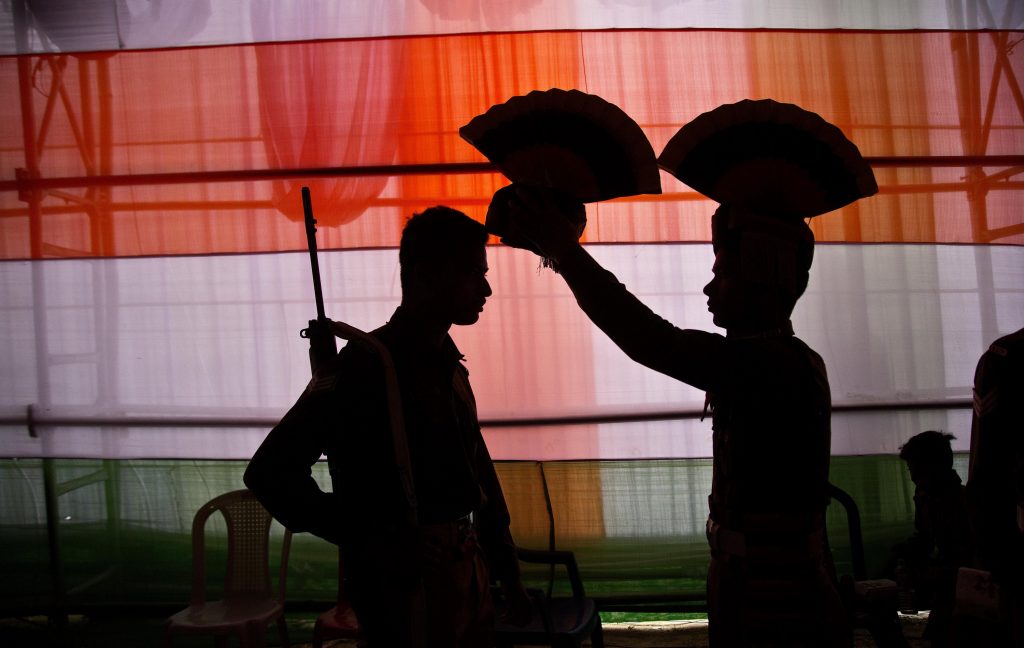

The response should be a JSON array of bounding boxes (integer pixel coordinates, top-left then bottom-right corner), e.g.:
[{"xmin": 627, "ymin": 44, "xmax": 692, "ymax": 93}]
[{"xmin": 0, "ymin": 610, "xmax": 931, "ymax": 647}]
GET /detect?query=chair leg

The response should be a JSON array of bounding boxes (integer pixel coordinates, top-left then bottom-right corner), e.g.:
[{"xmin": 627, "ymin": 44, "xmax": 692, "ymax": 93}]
[
  {"xmin": 277, "ymin": 615, "xmax": 290, "ymax": 648},
  {"xmin": 591, "ymin": 621, "xmax": 605, "ymax": 648},
  {"xmin": 311, "ymin": 619, "xmax": 323, "ymax": 648},
  {"xmin": 247, "ymin": 621, "xmax": 267, "ymax": 648}
]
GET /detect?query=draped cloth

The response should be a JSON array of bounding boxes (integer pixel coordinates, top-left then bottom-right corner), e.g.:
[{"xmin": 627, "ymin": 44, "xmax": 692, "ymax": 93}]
[{"xmin": 0, "ymin": 0, "xmax": 1021, "ymax": 614}]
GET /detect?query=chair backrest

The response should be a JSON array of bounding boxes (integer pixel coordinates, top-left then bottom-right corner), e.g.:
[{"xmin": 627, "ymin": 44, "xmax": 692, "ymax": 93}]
[
  {"xmin": 190, "ymin": 489, "xmax": 292, "ymax": 605},
  {"xmin": 828, "ymin": 483, "xmax": 867, "ymax": 581},
  {"xmin": 495, "ymin": 461, "xmax": 560, "ymax": 597},
  {"xmin": 495, "ymin": 461, "xmax": 554, "ymax": 552}
]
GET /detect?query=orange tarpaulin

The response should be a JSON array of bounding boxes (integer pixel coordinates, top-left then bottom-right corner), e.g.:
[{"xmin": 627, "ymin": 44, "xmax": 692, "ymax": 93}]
[
  {"xmin": 1, "ymin": 5, "xmax": 1023, "ymax": 620},
  {"xmin": 1, "ymin": 29, "xmax": 1022, "ymax": 261}
]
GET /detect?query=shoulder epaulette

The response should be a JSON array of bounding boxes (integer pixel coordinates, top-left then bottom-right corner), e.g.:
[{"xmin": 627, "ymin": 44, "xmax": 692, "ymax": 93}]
[{"xmin": 988, "ymin": 343, "xmax": 1009, "ymax": 358}]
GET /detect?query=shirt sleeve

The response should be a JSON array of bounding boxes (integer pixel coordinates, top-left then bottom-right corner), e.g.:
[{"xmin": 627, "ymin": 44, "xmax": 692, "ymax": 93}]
[
  {"xmin": 243, "ymin": 365, "xmax": 344, "ymax": 545},
  {"xmin": 473, "ymin": 433, "xmax": 522, "ymax": 585},
  {"xmin": 556, "ymin": 244, "xmax": 727, "ymax": 392}
]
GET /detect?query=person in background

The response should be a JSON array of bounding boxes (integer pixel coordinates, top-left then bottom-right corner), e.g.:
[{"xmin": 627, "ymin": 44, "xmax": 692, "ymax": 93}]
[
  {"xmin": 245, "ymin": 206, "xmax": 530, "ymax": 647},
  {"xmin": 891, "ymin": 430, "xmax": 972, "ymax": 647}
]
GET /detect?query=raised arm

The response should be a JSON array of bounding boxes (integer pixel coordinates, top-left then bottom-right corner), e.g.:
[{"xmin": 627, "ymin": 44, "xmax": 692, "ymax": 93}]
[{"xmin": 500, "ymin": 185, "xmax": 727, "ymax": 391}]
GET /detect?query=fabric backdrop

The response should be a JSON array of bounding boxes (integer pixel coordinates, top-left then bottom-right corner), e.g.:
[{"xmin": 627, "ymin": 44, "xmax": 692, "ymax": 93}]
[{"xmin": 0, "ymin": 0, "xmax": 1021, "ymax": 611}]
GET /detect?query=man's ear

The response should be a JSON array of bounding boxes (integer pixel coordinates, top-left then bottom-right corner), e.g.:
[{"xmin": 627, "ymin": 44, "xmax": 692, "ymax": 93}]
[
  {"xmin": 403, "ymin": 261, "xmax": 424, "ymax": 295},
  {"xmin": 407, "ymin": 260, "xmax": 444, "ymax": 296}
]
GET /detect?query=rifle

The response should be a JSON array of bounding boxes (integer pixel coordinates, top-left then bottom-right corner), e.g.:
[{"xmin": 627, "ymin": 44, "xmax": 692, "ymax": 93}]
[
  {"xmin": 298, "ymin": 186, "xmax": 338, "ymax": 373},
  {"xmin": 293, "ymin": 187, "xmax": 425, "ymax": 644}
]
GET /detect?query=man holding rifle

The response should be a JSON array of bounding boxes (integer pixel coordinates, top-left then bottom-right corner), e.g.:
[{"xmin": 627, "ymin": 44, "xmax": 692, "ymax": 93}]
[{"xmin": 245, "ymin": 205, "xmax": 530, "ymax": 647}]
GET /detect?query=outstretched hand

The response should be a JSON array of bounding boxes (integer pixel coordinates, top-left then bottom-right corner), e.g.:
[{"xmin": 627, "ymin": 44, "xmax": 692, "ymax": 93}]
[{"xmin": 487, "ymin": 184, "xmax": 585, "ymax": 265}]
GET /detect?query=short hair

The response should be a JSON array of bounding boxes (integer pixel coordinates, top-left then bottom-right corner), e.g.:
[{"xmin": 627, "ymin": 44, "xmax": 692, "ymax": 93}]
[
  {"xmin": 710, "ymin": 205, "xmax": 815, "ymax": 302},
  {"xmin": 399, "ymin": 206, "xmax": 488, "ymax": 290},
  {"xmin": 899, "ymin": 430, "xmax": 956, "ymax": 468}
]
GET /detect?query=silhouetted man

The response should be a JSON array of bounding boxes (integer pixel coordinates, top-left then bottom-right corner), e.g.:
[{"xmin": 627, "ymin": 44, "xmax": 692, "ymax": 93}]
[
  {"xmin": 966, "ymin": 326, "xmax": 1024, "ymax": 646},
  {"xmin": 494, "ymin": 185, "xmax": 847, "ymax": 647},
  {"xmin": 244, "ymin": 206, "xmax": 529, "ymax": 647},
  {"xmin": 892, "ymin": 430, "xmax": 972, "ymax": 647}
]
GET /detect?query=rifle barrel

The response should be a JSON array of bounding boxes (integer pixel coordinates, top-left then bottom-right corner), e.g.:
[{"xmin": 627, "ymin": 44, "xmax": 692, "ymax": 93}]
[{"xmin": 302, "ymin": 186, "xmax": 327, "ymax": 322}]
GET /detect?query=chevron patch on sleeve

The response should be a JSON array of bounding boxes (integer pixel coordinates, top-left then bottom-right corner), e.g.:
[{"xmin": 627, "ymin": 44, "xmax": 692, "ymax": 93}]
[
  {"xmin": 973, "ymin": 387, "xmax": 1000, "ymax": 417},
  {"xmin": 305, "ymin": 373, "xmax": 338, "ymax": 395}
]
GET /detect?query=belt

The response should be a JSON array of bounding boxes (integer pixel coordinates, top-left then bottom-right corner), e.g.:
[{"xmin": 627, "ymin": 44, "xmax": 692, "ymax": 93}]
[
  {"xmin": 709, "ymin": 496, "xmax": 826, "ymax": 533},
  {"xmin": 454, "ymin": 510, "xmax": 475, "ymax": 543},
  {"xmin": 706, "ymin": 516, "xmax": 825, "ymax": 561},
  {"xmin": 418, "ymin": 511, "xmax": 478, "ymax": 563},
  {"xmin": 707, "ymin": 517, "xmax": 747, "ymax": 557},
  {"xmin": 421, "ymin": 510, "xmax": 477, "ymax": 545}
]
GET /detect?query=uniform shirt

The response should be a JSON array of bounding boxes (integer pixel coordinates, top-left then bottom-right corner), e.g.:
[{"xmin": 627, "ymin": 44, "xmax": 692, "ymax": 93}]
[
  {"xmin": 705, "ymin": 330, "xmax": 832, "ymax": 526},
  {"xmin": 244, "ymin": 308, "xmax": 519, "ymax": 582},
  {"xmin": 967, "ymin": 327, "xmax": 1024, "ymax": 584},
  {"xmin": 556, "ymin": 246, "xmax": 832, "ymax": 528}
]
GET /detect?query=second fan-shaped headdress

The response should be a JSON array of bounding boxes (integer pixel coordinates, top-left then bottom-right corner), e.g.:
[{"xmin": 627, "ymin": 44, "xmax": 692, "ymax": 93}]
[{"xmin": 657, "ymin": 98, "xmax": 877, "ymax": 219}]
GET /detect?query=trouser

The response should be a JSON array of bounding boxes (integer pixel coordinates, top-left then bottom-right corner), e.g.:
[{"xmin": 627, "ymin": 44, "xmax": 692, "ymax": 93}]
[
  {"xmin": 707, "ymin": 555, "xmax": 849, "ymax": 647},
  {"xmin": 706, "ymin": 517, "xmax": 849, "ymax": 647},
  {"xmin": 345, "ymin": 517, "xmax": 495, "ymax": 648}
]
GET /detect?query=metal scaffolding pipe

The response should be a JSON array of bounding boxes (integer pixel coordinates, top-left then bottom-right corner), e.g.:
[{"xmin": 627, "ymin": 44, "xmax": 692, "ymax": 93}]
[
  {"xmin": 3, "ymin": 157, "xmax": 1024, "ymax": 193},
  {"xmin": 0, "ymin": 398, "xmax": 973, "ymax": 431}
]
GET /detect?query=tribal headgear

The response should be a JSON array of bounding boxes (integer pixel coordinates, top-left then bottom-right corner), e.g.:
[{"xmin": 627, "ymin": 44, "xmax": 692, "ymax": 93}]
[{"xmin": 711, "ymin": 204, "xmax": 815, "ymax": 298}]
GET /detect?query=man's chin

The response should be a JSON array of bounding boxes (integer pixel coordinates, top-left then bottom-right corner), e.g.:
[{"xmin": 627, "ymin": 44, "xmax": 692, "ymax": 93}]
[{"xmin": 453, "ymin": 313, "xmax": 481, "ymax": 326}]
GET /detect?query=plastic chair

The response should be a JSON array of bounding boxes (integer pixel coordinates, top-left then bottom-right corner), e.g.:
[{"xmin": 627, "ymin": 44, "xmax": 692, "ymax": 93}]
[
  {"xmin": 163, "ymin": 489, "xmax": 292, "ymax": 648},
  {"xmin": 829, "ymin": 483, "xmax": 907, "ymax": 647},
  {"xmin": 311, "ymin": 547, "xmax": 361, "ymax": 647},
  {"xmin": 490, "ymin": 461, "xmax": 604, "ymax": 647},
  {"xmin": 494, "ymin": 547, "xmax": 604, "ymax": 648}
]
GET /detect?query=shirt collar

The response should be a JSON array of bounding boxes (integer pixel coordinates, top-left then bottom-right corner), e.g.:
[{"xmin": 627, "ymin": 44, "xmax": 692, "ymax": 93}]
[
  {"xmin": 380, "ymin": 307, "xmax": 466, "ymax": 366},
  {"xmin": 726, "ymin": 319, "xmax": 795, "ymax": 340}
]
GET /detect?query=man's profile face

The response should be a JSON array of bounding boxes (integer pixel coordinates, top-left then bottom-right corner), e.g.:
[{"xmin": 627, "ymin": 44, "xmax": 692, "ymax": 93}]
[
  {"xmin": 704, "ymin": 244, "xmax": 798, "ymax": 332},
  {"xmin": 434, "ymin": 244, "xmax": 492, "ymax": 326},
  {"xmin": 703, "ymin": 249, "xmax": 751, "ymax": 329}
]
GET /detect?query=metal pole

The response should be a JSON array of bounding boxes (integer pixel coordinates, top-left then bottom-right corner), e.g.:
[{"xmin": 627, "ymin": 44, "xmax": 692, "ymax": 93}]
[
  {"xmin": 13, "ymin": 3, "xmax": 64, "ymax": 633},
  {"xmin": 1, "ymin": 398, "xmax": 975, "ymax": 430},
  {"xmin": 5, "ymin": 157, "xmax": 1024, "ymax": 193}
]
